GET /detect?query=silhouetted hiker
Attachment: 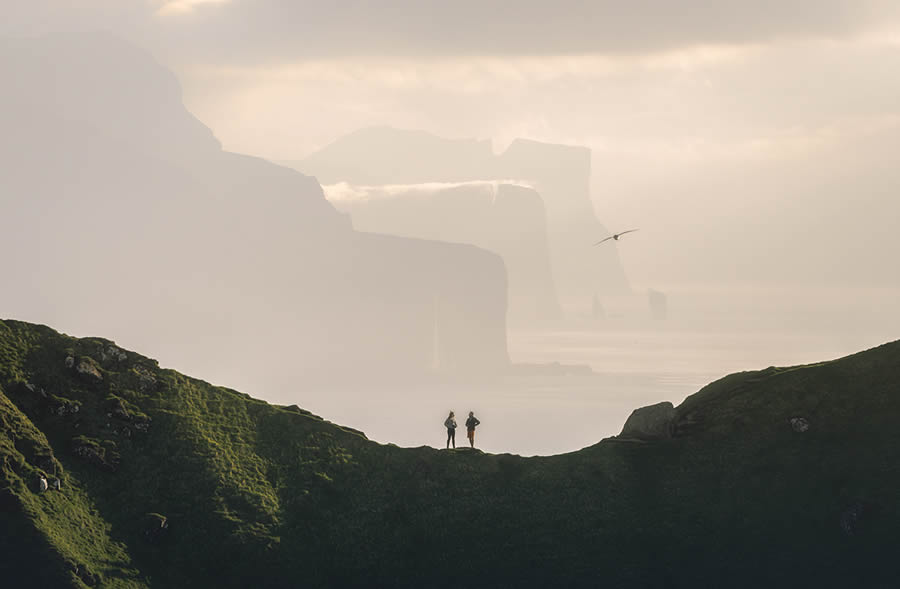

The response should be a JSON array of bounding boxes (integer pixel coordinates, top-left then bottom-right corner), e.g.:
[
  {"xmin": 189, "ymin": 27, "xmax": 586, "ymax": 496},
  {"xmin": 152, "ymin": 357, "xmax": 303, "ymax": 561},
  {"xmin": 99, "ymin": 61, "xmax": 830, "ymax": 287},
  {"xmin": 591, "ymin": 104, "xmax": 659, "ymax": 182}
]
[
  {"xmin": 465, "ymin": 411, "xmax": 481, "ymax": 448},
  {"xmin": 444, "ymin": 411, "xmax": 457, "ymax": 449}
]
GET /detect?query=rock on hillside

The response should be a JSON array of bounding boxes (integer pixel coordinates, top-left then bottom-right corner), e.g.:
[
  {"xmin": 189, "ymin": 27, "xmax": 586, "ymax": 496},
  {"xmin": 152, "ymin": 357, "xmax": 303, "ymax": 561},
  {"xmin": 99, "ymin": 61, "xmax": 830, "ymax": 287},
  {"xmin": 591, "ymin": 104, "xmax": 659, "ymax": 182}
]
[
  {"xmin": 1, "ymin": 319, "xmax": 899, "ymax": 587},
  {"xmin": 619, "ymin": 401, "xmax": 675, "ymax": 439}
]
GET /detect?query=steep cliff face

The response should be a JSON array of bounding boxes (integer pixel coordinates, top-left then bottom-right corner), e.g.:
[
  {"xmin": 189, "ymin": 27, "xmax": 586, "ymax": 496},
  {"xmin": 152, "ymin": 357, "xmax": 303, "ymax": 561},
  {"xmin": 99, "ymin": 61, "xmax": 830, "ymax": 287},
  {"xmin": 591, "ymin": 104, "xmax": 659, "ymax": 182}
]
[
  {"xmin": 2, "ymin": 321, "xmax": 898, "ymax": 588},
  {"xmin": 299, "ymin": 232, "xmax": 509, "ymax": 380},
  {"xmin": 329, "ymin": 182, "xmax": 560, "ymax": 321},
  {"xmin": 497, "ymin": 139, "xmax": 630, "ymax": 300},
  {"xmin": 298, "ymin": 127, "xmax": 630, "ymax": 318},
  {"xmin": 0, "ymin": 34, "xmax": 508, "ymax": 387}
]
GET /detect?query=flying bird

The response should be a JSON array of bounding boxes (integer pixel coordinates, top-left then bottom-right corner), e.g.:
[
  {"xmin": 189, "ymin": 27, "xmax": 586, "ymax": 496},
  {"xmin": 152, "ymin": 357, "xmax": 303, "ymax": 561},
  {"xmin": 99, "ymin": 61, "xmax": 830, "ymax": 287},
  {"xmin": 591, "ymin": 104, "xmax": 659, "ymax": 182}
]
[{"xmin": 593, "ymin": 229, "xmax": 639, "ymax": 246}]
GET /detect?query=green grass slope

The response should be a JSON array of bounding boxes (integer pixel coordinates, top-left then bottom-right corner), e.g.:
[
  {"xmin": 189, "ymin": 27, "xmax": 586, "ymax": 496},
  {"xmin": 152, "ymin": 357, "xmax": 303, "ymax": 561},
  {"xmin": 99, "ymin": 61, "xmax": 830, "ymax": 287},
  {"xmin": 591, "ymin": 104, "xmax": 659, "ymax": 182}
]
[{"xmin": 1, "ymin": 319, "xmax": 899, "ymax": 588}]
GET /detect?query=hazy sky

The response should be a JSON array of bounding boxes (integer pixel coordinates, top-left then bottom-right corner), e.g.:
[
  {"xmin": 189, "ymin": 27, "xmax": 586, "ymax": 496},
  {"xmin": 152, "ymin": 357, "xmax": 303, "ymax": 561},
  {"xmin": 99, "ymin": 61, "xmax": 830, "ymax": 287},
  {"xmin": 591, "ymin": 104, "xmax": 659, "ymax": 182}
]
[{"xmin": 7, "ymin": 1, "xmax": 900, "ymax": 288}]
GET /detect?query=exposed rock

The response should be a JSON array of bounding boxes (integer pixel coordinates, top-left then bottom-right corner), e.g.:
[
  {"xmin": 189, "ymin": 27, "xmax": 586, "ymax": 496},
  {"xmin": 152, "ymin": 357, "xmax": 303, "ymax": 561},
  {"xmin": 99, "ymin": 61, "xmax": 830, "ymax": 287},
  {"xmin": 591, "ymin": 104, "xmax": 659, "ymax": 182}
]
[
  {"xmin": 620, "ymin": 402, "xmax": 676, "ymax": 439},
  {"xmin": 107, "ymin": 397, "xmax": 131, "ymax": 421},
  {"xmin": 50, "ymin": 397, "xmax": 81, "ymax": 417},
  {"xmin": 790, "ymin": 417, "xmax": 810, "ymax": 433},
  {"xmin": 50, "ymin": 478, "xmax": 62, "ymax": 491},
  {"xmin": 71, "ymin": 438, "xmax": 119, "ymax": 473},
  {"xmin": 100, "ymin": 344, "xmax": 127, "ymax": 363},
  {"xmin": 143, "ymin": 513, "xmax": 169, "ymax": 543},
  {"xmin": 111, "ymin": 425, "xmax": 133, "ymax": 438},
  {"xmin": 64, "ymin": 355, "xmax": 75, "ymax": 368},
  {"xmin": 24, "ymin": 382, "xmax": 49, "ymax": 399},
  {"xmin": 134, "ymin": 366, "xmax": 158, "ymax": 392},
  {"xmin": 75, "ymin": 357, "xmax": 103, "ymax": 382}
]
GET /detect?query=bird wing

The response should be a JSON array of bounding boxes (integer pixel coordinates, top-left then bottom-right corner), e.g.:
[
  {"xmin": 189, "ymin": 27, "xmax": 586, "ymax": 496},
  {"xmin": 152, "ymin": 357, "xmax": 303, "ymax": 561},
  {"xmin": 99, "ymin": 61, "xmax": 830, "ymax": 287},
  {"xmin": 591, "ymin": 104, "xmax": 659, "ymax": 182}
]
[
  {"xmin": 617, "ymin": 229, "xmax": 639, "ymax": 237},
  {"xmin": 593, "ymin": 236, "xmax": 614, "ymax": 246}
]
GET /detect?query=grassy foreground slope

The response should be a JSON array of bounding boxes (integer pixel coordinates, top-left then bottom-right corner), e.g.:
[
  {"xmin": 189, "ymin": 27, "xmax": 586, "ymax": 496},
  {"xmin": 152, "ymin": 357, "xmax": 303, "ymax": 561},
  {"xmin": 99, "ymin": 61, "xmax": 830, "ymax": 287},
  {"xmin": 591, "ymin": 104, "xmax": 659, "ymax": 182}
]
[{"xmin": 1, "ymin": 319, "xmax": 898, "ymax": 588}]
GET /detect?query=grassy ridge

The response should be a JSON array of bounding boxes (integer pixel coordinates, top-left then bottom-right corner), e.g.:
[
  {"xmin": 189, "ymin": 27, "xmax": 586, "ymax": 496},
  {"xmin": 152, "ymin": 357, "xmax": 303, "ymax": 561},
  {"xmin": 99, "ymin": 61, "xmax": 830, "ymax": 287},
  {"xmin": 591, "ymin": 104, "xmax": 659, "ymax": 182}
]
[{"xmin": 1, "ymin": 319, "xmax": 899, "ymax": 587}]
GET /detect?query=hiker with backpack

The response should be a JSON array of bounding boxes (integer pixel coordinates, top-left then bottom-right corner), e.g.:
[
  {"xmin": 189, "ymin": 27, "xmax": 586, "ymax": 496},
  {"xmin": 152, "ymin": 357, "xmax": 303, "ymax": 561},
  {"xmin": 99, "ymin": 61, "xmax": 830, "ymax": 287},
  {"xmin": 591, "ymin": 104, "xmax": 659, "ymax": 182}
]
[
  {"xmin": 444, "ymin": 411, "xmax": 457, "ymax": 449},
  {"xmin": 465, "ymin": 411, "xmax": 481, "ymax": 448}
]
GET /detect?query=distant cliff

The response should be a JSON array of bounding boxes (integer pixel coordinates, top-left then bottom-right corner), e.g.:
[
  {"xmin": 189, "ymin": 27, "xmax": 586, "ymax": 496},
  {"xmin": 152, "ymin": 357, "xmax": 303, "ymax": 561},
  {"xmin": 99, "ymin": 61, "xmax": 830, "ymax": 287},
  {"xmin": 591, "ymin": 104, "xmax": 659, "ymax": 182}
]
[
  {"xmin": 328, "ymin": 181, "xmax": 561, "ymax": 321},
  {"xmin": 0, "ymin": 34, "xmax": 508, "ymax": 387},
  {"xmin": 298, "ymin": 126, "xmax": 631, "ymax": 313},
  {"xmin": 2, "ymin": 321, "xmax": 898, "ymax": 587}
]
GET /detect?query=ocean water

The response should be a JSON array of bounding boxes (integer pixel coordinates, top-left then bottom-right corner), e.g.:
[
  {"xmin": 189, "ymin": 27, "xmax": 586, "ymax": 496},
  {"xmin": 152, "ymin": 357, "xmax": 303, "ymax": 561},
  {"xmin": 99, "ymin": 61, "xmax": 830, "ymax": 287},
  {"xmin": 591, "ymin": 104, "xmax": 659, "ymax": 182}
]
[{"xmin": 299, "ymin": 287, "xmax": 900, "ymax": 456}]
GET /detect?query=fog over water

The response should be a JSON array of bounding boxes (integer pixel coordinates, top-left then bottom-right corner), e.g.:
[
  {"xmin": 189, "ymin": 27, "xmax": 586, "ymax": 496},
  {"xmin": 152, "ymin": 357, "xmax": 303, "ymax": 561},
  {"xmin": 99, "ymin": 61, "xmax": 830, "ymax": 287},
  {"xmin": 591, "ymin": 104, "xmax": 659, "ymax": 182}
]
[{"xmin": 3, "ymin": 3, "xmax": 900, "ymax": 456}]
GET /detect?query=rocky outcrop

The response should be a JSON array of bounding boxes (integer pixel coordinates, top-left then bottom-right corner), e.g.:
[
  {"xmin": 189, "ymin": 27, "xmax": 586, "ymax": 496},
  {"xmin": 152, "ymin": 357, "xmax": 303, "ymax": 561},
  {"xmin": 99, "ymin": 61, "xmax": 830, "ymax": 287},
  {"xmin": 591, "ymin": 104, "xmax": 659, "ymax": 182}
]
[
  {"xmin": 790, "ymin": 417, "xmax": 810, "ymax": 432},
  {"xmin": 74, "ymin": 358, "xmax": 103, "ymax": 383},
  {"xmin": 99, "ymin": 345, "xmax": 127, "ymax": 363},
  {"xmin": 71, "ymin": 437, "xmax": 119, "ymax": 473},
  {"xmin": 49, "ymin": 396, "xmax": 81, "ymax": 417},
  {"xmin": 619, "ymin": 401, "xmax": 676, "ymax": 439}
]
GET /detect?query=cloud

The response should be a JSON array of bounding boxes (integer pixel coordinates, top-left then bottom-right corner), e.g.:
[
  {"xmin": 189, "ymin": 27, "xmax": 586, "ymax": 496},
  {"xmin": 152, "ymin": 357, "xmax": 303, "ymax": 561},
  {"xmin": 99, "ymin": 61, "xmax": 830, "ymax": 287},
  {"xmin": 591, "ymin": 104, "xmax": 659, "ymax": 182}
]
[
  {"xmin": 147, "ymin": 0, "xmax": 900, "ymax": 64},
  {"xmin": 7, "ymin": 1, "xmax": 900, "ymax": 66},
  {"xmin": 322, "ymin": 180, "xmax": 532, "ymax": 202},
  {"xmin": 156, "ymin": 0, "xmax": 230, "ymax": 17}
]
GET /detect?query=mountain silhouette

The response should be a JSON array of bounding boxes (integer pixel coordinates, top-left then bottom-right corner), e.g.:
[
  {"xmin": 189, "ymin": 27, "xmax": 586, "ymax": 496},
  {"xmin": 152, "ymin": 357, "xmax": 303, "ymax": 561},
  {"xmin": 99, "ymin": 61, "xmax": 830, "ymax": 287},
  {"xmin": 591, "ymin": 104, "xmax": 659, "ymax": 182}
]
[{"xmin": 0, "ymin": 34, "xmax": 509, "ymax": 392}]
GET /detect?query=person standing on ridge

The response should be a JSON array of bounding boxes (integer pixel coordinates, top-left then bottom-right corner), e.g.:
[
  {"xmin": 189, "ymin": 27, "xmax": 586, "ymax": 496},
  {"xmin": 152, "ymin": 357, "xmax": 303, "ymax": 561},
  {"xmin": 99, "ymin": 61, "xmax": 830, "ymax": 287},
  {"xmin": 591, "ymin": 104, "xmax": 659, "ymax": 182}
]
[
  {"xmin": 465, "ymin": 411, "xmax": 481, "ymax": 448},
  {"xmin": 444, "ymin": 411, "xmax": 457, "ymax": 449}
]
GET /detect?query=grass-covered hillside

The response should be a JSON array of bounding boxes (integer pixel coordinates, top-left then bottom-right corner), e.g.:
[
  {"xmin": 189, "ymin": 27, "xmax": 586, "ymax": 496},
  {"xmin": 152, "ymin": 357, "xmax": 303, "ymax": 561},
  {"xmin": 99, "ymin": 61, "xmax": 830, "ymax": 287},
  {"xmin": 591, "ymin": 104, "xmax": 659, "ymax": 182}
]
[{"xmin": 1, "ymin": 319, "xmax": 898, "ymax": 588}]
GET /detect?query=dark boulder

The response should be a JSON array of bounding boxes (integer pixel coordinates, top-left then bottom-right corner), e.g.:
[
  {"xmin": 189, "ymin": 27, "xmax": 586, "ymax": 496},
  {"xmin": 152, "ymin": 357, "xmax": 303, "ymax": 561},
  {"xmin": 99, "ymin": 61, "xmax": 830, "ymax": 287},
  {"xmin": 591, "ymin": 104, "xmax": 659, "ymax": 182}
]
[{"xmin": 619, "ymin": 401, "xmax": 676, "ymax": 439}]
